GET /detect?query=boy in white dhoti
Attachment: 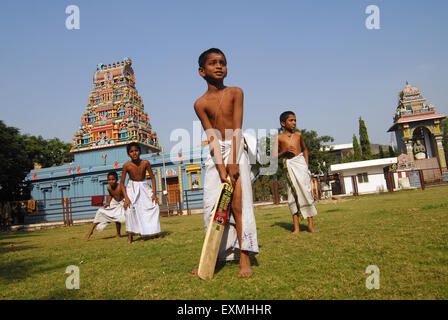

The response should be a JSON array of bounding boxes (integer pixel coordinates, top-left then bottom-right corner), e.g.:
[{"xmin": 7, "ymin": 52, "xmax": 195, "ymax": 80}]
[
  {"xmin": 192, "ymin": 48, "xmax": 259, "ymax": 278},
  {"xmin": 121, "ymin": 142, "xmax": 160, "ymax": 244},
  {"xmin": 85, "ymin": 171, "xmax": 126, "ymax": 240},
  {"xmin": 274, "ymin": 111, "xmax": 318, "ymax": 234}
]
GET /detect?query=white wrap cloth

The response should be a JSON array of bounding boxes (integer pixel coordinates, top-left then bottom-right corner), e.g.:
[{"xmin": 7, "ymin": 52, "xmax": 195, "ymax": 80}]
[
  {"xmin": 93, "ymin": 198, "xmax": 126, "ymax": 232},
  {"xmin": 203, "ymin": 138, "xmax": 259, "ymax": 261},
  {"xmin": 125, "ymin": 179, "xmax": 161, "ymax": 236},
  {"xmin": 284, "ymin": 153, "xmax": 318, "ymax": 219}
]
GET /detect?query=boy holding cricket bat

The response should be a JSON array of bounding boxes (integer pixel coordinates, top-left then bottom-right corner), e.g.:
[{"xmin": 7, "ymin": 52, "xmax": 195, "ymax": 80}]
[{"xmin": 193, "ymin": 48, "xmax": 259, "ymax": 278}]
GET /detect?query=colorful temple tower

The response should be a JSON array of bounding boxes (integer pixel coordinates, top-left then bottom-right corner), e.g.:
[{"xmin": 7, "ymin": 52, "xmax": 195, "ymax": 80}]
[
  {"xmin": 72, "ymin": 57, "xmax": 160, "ymax": 157},
  {"xmin": 388, "ymin": 82, "xmax": 447, "ymax": 181}
]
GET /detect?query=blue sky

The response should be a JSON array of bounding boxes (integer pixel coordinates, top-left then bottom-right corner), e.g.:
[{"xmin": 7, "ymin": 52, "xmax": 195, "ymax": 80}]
[{"xmin": 0, "ymin": 0, "xmax": 447, "ymax": 150}]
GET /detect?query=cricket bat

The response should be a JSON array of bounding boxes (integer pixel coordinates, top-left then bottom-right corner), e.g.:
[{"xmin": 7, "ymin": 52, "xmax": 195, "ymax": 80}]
[{"xmin": 197, "ymin": 137, "xmax": 244, "ymax": 280}]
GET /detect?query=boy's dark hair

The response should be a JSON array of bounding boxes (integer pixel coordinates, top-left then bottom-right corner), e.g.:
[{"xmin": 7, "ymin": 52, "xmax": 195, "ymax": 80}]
[
  {"xmin": 198, "ymin": 48, "xmax": 226, "ymax": 68},
  {"xmin": 107, "ymin": 171, "xmax": 118, "ymax": 180},
  {"xmin": 280, "ymin": 111, "xmax": 295, "ymax": 126},
  {"xmin": 126, "ymin": 142, "xmax": 141, "ymax": 154}
]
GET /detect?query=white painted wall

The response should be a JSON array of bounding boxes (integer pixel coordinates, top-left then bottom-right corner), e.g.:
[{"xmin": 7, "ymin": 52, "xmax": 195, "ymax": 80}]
[{"xmin": 337, "ymin": 165, "xmax": 388, "ymax": 195}]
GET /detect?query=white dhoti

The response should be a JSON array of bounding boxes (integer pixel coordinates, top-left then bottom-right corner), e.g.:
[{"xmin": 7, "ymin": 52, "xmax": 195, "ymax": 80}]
[
  {"xmin": 125, "ymin": 179, "xmax": 161, "ymax": 236},
  {"xmin": 284, "ymin": 153, "xmax": 318, "ymax": 219},
  {"xmin": 93, "ymin": 198, "xmax": 126, "ymax": 232},
  {"xmin": 203, "ymin": 139, "xmax": 259, "ymax": 261}
]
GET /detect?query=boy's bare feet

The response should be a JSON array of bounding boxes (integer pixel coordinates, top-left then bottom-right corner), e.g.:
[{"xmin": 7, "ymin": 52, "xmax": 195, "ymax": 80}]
[
  {"xmin": 85, "ymin": 233, "xmax": 92, "ymax": 241},
  {"xmin": 192, "ymin": 268, "xmax": 198, "ymax": 275},
  {"xmin": 116, "ymin": 234, "xmax": 121, "ymax": 239},
  {"xmin": 307, "ymin": 218, "xmax": 318, "ymax": 233},
  {"xmin": 127, "ymin": 234, "xmax": 133, "ymax": 244},
  {"xmin": 292, "ymin": 214, "xmax": 301, "ymax": 234},
  {"xmin": 237, "ymin": 252, "xmax": 253, "ymax": 278}
]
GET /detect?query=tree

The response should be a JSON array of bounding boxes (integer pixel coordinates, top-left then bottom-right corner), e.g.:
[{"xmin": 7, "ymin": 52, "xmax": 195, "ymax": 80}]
[
  {"xmin": 301, "ymin": 129, "xmax": 335, "ymax": 176},
  {"xmin": 378, "ymin": 145, "xmax": 384, "ymax": 158},
  {"xmin": 359, "ymin": 117, "xmax": 372, "ymax": 160},
  {"xmin": 22, "ymin": 135, "xmax": 73, "ymax": 167},
  {"xmin": 388, "ymin": 145, "xmax": 396, "ymax": 157},
  {"xmin": 0, "ymin": 121, "xmax": 74, "ymax": 201},
  {"xmin": 0, "ymin": 121, "xmax": 32, "ymax": 201},
  {"xmin": 353, "ymin": 134, "xmax": 362, "ymax": 161}
]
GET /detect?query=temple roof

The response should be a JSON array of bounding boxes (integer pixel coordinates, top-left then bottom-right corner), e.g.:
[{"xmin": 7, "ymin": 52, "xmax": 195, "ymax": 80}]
[
  {"xmin": 388, "ymin": 82, "xmax": 446, "ymax": 131},
  {"xmin": 400, "ymin": 81, "xmax": 421, "ymax": 98}
]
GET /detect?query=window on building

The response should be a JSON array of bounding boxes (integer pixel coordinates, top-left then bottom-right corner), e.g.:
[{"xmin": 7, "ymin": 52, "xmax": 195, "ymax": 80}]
[{"xmin": 357, "ymin": 173, "xmax": 369, "ymax": 183}]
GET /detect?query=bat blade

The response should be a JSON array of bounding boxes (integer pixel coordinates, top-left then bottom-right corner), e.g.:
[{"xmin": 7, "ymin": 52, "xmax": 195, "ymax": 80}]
[{"xmin": 197, "ymin": 182, "xmax": 234, "ymax": 280}]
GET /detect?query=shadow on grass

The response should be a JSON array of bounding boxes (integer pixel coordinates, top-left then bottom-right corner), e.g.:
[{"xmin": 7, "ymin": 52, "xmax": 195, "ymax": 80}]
[
  {"xmin": 215, "ymin": 256, "xmax": 260, "ymax": 275},
  {"xmin": 271, "ymin": 222, "xmax": 309, "ymax": 232},
  {"xmin": 325, "ymin": 208, "xmax": 342, "ymax": 213},
  {"xmin": 0, "ymin": 231, "xmax": 41, "ymax": 241},
  {"xmin": 0, "ymin": 241, "xmax": 38, "ymax": 255},
  {"xmin": 131, "ymin": 231, "xmax": 171, "ymax": 242},
  {"xmin": 0, "ymin": 257, "xmax": 72, "ymax": 281}
]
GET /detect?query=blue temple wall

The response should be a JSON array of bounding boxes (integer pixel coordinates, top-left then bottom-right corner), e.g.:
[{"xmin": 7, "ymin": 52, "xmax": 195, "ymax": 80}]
[{"xmin": 28, "ymin": 145, "xmax": 209, "ymax": 222}]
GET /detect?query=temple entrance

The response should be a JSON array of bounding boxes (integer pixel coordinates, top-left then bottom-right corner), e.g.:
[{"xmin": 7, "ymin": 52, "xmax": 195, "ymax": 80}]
[{"xmin": 166, "ymin": 177, "xmax": 180, "ymax": 204}]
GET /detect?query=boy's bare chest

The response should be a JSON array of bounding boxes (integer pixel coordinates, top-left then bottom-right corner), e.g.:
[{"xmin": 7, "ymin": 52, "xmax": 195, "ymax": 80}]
[
  {"xmin": 280, "ymin": 134, "xmax": 299, "ymax": 148},
  {"xmin": 206, "ymin": 102, "xmax": 235, "ymax": 136},
  {"xmin": 128, "ymin": 163, "xmax": 147, "ymax": 180},
  {"xmin": 109, "ymin": 186, "xmax": 123, "ymax": 200}
]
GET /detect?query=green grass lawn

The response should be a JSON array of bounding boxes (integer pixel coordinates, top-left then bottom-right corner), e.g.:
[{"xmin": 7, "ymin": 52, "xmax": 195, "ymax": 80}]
[{"xmin": 1, "ymin": 186, "xmax": 447, "ymax": 300}]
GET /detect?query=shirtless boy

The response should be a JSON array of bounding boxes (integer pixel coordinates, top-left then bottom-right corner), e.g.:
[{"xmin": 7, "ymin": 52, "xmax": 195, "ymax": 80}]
[
  {"xmin": 274, "ymin": 111, "xmax": 318, "ymax": 233},
  {"xmin": 192, "ymin": 48, "xmax": 259, "ymax": 278},
  {"xmin": 85, "ymin": 171, "xmax": 125, "ymax": 240},
  {"xmin": 120, "ymin": 142, "xmax": 160, "ymax": 244}
]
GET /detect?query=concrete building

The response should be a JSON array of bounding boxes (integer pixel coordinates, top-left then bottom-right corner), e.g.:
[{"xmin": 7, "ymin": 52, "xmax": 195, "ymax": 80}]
[{"xmin": 330, "ymin": 158, "xmax": 398, "ymax": 196}]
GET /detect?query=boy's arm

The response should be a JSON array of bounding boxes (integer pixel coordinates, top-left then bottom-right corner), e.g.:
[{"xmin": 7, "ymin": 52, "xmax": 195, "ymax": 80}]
[
  {"xmin": 120, "ymin": 164, "xmax": 131, "ymax": 209},
  {"xmin": 194, "ymin": 100, "xmax": 228, "ymax": 184},
  {"xmin": 273, "ymin": 135, "xmax": 286, "ymax": 159},
  {"xmin": 146, "ymin": 161, "xmax": 159, "ymax": 204},
  {"xmin": 227, "ymin": 88, "xmax": 243, "ymax": 186},
  {"xmin": 104, "ymin": 188, "xmax": 112, "ymax": 208},
  {"xmin": 299, "ymin": 132, "xmax": 309, "ymax": 166}
]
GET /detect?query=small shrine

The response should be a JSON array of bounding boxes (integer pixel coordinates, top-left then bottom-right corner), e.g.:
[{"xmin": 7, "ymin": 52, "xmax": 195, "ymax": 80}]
[{"xmin": 388, "ymin": 82, "xmax": 447, "ymax": 182}]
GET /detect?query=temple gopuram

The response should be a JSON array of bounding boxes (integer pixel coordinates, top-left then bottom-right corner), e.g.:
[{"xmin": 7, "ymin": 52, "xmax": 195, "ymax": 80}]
[
  {"xmin": 72, "ymin": 57, "xmax": 159, "ymax": 153},
  {"xmin": 388, "ymin": 82, "xmax": 447, "ymax": 183},
  {"xmin": 27, "ymin": 58, "xmax": 207, "ymax": 223}
]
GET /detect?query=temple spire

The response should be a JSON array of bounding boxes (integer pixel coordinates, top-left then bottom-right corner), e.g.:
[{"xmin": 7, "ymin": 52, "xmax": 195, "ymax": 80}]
[{"xmin": 71, "ymin": 58, "xmax": 160, "ymax": 153}]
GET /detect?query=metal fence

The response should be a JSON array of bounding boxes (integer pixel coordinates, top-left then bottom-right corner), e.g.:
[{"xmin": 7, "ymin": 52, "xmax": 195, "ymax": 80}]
[
  {"xmin": 0, "ymin": 198, "xmax": 72, "ymax": 231},
  {"xmin": 183, "ymin": 188, "xmax": 204, "ymax": 215},
  {"xmin": 420, "ymin": 167, "xmax": 446, "ymax": 186}
]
